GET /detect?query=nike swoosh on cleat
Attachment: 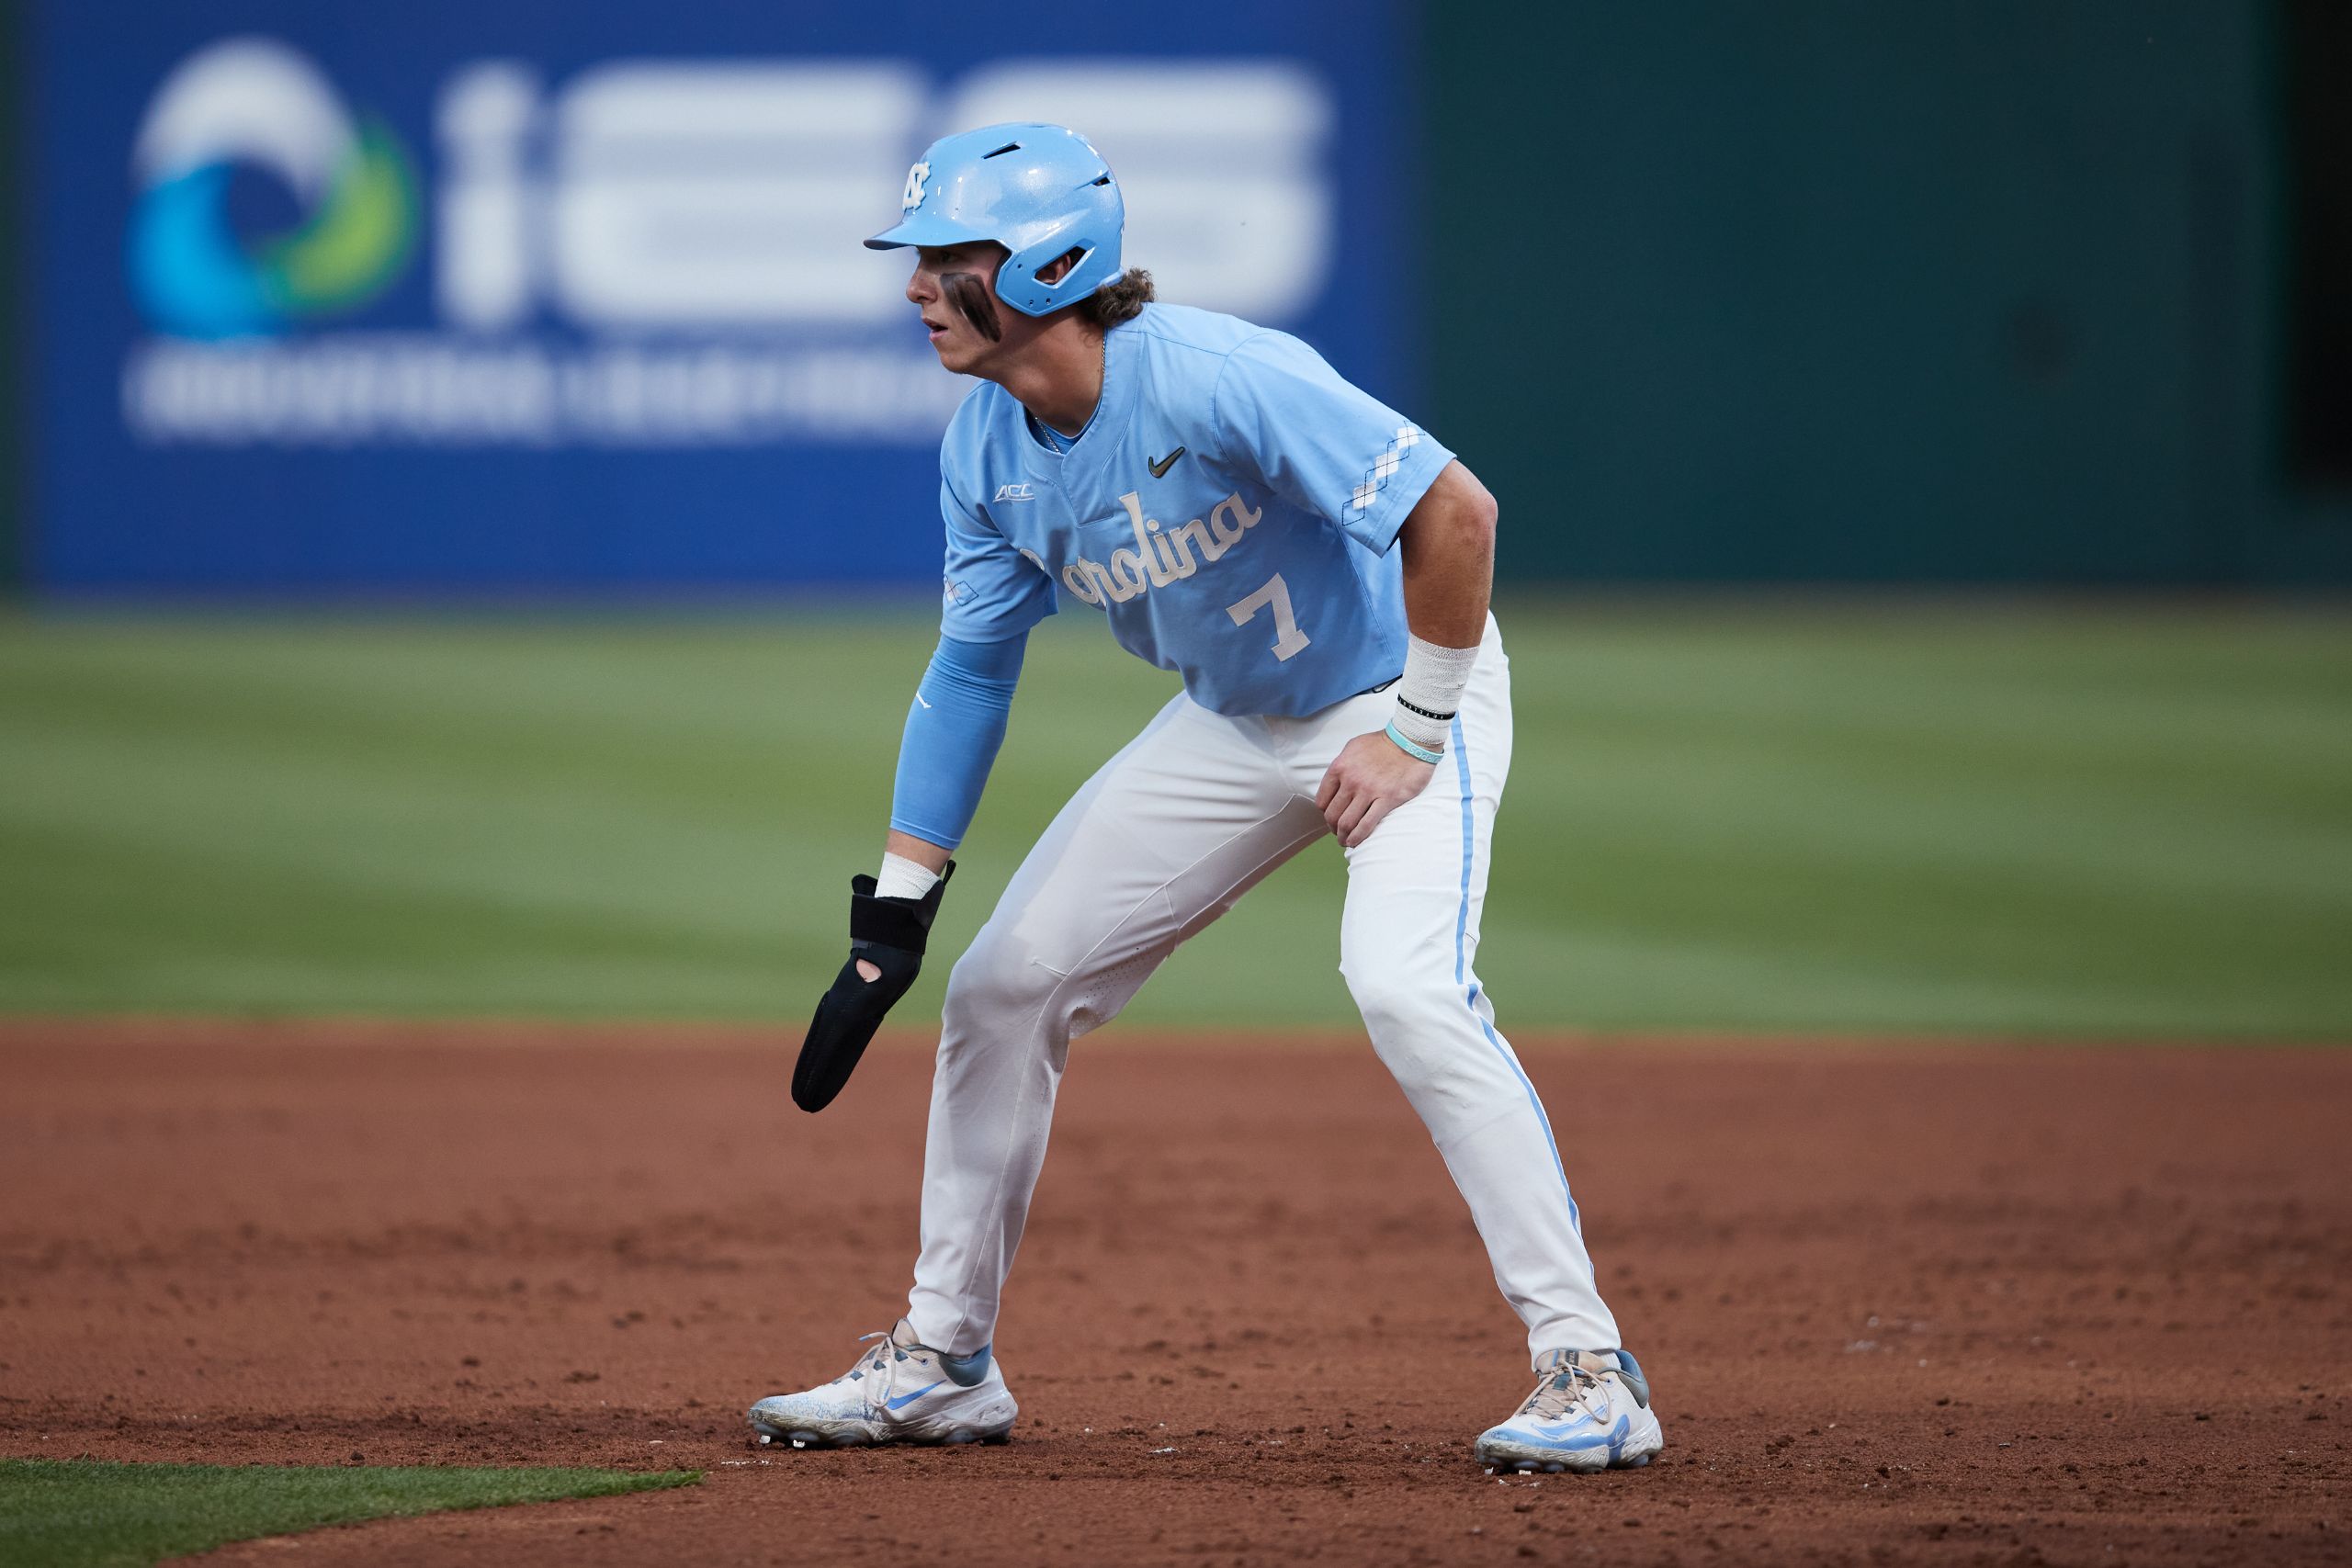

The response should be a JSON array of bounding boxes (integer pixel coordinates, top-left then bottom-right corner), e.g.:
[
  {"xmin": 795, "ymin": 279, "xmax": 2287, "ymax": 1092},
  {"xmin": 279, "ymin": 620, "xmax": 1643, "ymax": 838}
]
[
  {"xmin": 1148, "ymin": 446, "xmax": 1185, "ymax": 479},
  {"xmin": 886, "ymin": 1381, "xmax": 946, "ymax": 1410},
  {"xmin": 1529, "ymin": 1414, "xmax": 1626, "ymax": 1450}
]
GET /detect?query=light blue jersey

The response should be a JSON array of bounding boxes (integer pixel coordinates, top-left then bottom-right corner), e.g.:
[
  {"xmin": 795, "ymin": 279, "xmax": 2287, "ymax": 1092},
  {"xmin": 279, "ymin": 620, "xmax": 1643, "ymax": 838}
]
[{"xmin": 935, "ymin": 304, "xmax": 1457, "ymax": 718}]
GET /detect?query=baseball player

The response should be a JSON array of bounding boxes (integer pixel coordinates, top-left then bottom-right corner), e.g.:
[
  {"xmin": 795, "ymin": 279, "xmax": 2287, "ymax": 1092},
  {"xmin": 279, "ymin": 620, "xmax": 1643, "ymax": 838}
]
[{"xmin": 749, "ymin": 123, "xmax": 1661, "ymax": 1474}]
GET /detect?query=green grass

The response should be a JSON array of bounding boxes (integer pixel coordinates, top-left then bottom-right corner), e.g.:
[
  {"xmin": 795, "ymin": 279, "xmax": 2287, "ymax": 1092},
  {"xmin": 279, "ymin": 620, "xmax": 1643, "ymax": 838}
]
[
  {"xmin": 1, "ymin": 601, "xmax": 2346, "ymax": 1037},
  {"xmin": 0, "ymin": 1458, "xmax": 697, "ymax": 1568}
]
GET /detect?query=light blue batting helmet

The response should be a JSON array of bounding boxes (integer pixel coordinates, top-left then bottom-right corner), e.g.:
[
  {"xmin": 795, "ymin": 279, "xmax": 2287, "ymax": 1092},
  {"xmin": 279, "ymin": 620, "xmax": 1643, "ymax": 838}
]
[{"xmin": 865, "ymin": 122, "xmax": 1125, "ymax": 318}]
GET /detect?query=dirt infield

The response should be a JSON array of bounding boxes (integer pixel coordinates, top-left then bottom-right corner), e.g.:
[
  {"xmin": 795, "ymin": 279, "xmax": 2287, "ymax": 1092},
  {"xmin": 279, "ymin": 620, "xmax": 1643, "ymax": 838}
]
[{"xmin": 1, "ymin": 1022, "xmax": 2346, "ymax": 1566}]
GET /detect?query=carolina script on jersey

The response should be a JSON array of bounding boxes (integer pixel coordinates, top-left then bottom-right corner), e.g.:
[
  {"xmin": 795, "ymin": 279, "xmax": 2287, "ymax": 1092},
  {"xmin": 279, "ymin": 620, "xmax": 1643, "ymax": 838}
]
[{"xmin": 1034, "ymin": 490, "xmax": 1267, "ymax": 609}]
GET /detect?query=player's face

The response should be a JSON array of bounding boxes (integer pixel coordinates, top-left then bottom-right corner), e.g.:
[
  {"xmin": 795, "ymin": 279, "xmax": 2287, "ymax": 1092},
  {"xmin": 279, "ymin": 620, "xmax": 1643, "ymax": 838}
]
[{"xmin": 907, "ymin": 243, "xmax": 1037, "ymax": 374}]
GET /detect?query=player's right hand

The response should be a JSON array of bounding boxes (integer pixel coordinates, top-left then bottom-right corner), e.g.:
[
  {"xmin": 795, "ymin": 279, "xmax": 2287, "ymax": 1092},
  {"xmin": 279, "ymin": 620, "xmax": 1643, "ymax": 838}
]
[
  {"xmin": 791, "ymin": 863, "xmax": 955, "ymax": 1112},
  {"xmin": 1316, "ymin": 730, "xmax": 1438, "ymax": 848}
]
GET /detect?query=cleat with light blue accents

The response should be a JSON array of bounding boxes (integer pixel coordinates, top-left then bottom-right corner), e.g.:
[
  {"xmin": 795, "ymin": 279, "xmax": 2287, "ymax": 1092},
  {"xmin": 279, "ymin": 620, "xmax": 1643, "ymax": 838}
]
[
  {"xmin": 1474, "ymin": 1348, "xmax": 1665, "ymax": 1474},
  {"xmin": 748, "ymin": 1318, "xmax": 1017, "ymax": 1450}
]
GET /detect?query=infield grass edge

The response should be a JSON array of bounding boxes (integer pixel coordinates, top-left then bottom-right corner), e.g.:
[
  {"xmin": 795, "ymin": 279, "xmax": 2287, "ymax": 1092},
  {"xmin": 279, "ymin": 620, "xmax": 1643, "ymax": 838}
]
[{"xmin": 0, "ymin": 1457, "xmax": 701, "ymax": 1568}]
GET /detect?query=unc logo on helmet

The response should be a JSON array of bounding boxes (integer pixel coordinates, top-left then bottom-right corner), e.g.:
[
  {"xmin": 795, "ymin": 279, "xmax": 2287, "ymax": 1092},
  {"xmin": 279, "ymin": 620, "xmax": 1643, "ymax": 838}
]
[{"xmin": 865, "ymin": 122, "xmax": 1125, "ymax": 319}]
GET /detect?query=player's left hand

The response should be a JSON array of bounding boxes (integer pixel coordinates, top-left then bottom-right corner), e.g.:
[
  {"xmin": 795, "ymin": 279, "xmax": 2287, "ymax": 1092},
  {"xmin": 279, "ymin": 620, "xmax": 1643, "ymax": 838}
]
[
  {"xmin": 792, "ymin": 863, "xmax": 955, "ymax": 1112},
  {"xmin": 1316, "ymin": 731, "xmax": 1438, "ymax": 848}
]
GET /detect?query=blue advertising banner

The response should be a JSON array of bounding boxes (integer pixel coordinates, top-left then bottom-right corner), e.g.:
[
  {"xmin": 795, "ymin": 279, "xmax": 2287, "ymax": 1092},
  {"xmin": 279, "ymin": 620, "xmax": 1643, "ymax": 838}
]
[{"xmin": 29, "ymin": 1, "xmax": 1419, "ymax": 593}]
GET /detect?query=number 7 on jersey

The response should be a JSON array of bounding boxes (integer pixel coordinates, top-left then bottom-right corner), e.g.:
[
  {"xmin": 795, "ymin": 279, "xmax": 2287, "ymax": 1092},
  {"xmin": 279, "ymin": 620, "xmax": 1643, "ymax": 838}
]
[{"xmin": 1226, "ymin": 573, "xmax": 1311, "ymax": 662}]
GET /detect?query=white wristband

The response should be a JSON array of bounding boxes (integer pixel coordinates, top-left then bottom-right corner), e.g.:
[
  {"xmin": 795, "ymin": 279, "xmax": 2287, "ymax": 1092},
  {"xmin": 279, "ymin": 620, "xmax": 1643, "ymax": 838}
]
[
  {"xmin": 876, "ymin": 852, "xmax": 942, "ymax": 901},
  {"xmin": 1389, "ymin": 633, "xmax": 1479, "ymax": 752}
]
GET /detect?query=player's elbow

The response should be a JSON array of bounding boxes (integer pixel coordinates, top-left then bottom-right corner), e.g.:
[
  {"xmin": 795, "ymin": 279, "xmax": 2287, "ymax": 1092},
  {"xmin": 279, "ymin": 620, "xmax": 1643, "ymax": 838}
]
[
  {"xmin": 1421, "ymin": 460, "xmax": 1498, "ymax": 557},
  {"xmin": 1457, "ymin": 465, "xmax": 1499, "ymax": 542}
]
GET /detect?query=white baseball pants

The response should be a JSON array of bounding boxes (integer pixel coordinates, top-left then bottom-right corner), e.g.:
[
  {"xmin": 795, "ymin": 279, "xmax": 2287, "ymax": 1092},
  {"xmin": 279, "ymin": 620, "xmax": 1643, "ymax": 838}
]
[{"xmin": 903, "ymin": 615, "xmax": 1622, "ymax": 1368}]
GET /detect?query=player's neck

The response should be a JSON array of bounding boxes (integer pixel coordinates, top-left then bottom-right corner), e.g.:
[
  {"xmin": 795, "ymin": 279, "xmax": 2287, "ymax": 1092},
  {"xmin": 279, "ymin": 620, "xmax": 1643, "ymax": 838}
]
[{"xmin": 990, "ymin": 321, "xmax": 1106, "ymax": 439}]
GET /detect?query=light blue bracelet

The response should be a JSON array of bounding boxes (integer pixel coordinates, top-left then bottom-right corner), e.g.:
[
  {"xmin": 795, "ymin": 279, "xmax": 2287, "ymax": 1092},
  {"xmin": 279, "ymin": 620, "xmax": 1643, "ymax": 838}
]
[{"xmin": 1385, "ymin": 720, "xmax": 1445, "ymax": 765}]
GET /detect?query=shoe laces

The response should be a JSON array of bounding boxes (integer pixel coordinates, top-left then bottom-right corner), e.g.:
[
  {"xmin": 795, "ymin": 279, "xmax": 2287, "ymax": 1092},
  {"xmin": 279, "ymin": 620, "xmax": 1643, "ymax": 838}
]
[
  {"xmin": 1517, "ymin": 1356, "xmax": 1612, "ymax": 1424},
  {"xmin": 836, "ymin": 1325, "xmax": 938, "ymax": 1400}
]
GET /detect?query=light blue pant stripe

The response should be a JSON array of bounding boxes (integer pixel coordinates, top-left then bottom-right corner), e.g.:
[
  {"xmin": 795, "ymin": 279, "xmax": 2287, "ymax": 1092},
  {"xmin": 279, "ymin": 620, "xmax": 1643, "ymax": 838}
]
[
  {"xmin": 1451, "ymin": 716, "xmax": 1581, "ymax": 1233},
  {"xmin": 1451, "ymin": 716, "xmax": 1476, "ymax": 986}
]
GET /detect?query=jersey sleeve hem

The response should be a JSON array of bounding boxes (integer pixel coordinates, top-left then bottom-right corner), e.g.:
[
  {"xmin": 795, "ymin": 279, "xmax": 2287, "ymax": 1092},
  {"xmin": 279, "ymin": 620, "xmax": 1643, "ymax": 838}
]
[
  {"xmin": 935, "ymin": 444, "xmax": 1058, "ymax": 642},
  {"xmin": 1341, "ymin": 432, "xmax": 1457, "ymax": 556}
]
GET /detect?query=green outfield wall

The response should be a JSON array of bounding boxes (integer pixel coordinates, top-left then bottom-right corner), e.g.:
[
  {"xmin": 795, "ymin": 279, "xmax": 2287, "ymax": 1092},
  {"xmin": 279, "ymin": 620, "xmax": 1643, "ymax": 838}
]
[{"xmin": 1430, "ymin": 0, "xmax": 2352, "ymax": 585}]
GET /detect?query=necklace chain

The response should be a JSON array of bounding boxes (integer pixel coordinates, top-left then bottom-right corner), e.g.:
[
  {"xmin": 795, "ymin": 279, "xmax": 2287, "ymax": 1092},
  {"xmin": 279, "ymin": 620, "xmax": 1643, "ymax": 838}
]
[{"xmin": 1034, "ymin": 334, "xmax": 1107, "ymax": 456}]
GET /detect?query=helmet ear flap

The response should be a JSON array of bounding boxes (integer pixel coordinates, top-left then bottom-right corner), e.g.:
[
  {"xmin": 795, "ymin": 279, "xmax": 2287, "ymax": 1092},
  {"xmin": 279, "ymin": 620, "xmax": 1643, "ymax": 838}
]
[
  {"xmin": 1036, "ymin": 246, "xmax": 1090, "ymax": 286},
  {"xmin": 997, "ymin": 232, "xmax": 1107, "ymax": 318}
]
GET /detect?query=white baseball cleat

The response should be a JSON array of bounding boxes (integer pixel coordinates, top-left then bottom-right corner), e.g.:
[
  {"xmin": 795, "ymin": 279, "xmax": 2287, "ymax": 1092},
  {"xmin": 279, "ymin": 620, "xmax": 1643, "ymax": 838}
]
[
  {"xmin": 1474, "ymin": 1348, "xmax": 1665, "ymax": 1473},
  {"xmin": 747, "ymin": 1318, "xmax": 1017, "ymax": 1449}
]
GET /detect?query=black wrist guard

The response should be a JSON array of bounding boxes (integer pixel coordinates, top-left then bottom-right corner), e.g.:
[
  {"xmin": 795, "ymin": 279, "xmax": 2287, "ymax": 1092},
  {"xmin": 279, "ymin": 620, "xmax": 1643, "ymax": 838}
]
[{"xmin": 790, "ymin": 861, "xmax": 955, "ymax": 1112}]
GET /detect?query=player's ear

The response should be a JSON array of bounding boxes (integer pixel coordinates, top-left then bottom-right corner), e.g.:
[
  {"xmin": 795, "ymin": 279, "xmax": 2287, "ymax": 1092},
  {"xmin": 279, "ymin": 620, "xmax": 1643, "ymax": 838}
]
[{"xmin": 1035, "ymin": 247, "xmax": 1086, "ymax": 286}]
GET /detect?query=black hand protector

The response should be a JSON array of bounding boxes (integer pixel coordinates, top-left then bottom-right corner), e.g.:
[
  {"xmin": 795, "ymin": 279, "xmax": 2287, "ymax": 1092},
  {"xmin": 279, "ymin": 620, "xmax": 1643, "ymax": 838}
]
[{"xmin": 791, "ymin": 862, "xmax": 955, "ymax": 1112}]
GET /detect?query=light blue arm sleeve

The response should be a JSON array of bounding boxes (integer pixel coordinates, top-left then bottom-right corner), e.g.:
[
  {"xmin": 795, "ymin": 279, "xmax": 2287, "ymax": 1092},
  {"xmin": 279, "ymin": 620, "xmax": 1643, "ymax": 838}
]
[{"xmin": 887, "ymin": 630, "xmax": 1028, "ymax": 851}]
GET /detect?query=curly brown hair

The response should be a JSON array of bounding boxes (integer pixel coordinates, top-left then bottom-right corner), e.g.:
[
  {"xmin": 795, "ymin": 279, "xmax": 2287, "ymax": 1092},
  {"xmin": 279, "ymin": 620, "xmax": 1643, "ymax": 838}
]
[{"xmin": 1080, "ymin": 267, "xmax": 1156, "ymax": 329}]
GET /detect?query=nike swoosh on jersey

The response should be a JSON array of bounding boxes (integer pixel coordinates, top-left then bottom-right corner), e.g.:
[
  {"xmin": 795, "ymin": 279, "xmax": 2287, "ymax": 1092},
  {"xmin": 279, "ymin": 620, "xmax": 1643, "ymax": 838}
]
[{"xmin": 1148, "ymin": 446, "xmax": 1186, "ymax": 479}]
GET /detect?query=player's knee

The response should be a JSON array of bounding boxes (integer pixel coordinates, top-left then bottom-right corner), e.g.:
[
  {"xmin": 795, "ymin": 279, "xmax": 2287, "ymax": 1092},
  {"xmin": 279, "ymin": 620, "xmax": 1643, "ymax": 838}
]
[
  {"xmin": 943, "ymin": 926, "xmax": 1059, "ymax": 1022},
  {"xmin": 1339, "ymin": 951, "xmax": 1441, "ymax": 1043}
]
